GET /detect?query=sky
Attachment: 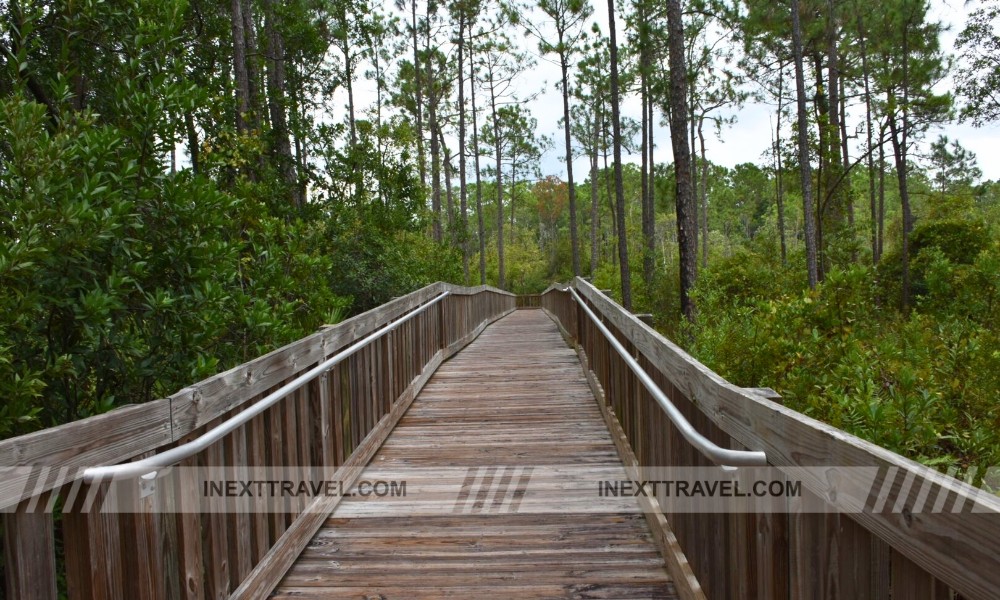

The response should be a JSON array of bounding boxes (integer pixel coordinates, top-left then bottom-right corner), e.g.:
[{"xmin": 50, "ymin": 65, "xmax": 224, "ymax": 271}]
[{"xmin": 354, "ymin": 0, "xmax": 1000, "ymax": 182}]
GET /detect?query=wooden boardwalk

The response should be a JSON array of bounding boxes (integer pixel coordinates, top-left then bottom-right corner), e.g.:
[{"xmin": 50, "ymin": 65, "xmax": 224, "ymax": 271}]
[{"xmin": 273, "ymin": 310, "xmax": 678, "ymax": 598}]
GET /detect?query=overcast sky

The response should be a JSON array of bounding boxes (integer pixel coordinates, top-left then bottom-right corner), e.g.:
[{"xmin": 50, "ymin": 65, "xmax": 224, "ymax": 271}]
[{"xmin": 356, "ymin": 0, "xmax": 999, "ymax": 182}]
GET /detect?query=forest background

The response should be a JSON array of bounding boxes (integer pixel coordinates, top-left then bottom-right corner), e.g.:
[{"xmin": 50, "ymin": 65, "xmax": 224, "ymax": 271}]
[{"xmin": 1, "ymin": 0, "xmax": 999, "ymax": 477}]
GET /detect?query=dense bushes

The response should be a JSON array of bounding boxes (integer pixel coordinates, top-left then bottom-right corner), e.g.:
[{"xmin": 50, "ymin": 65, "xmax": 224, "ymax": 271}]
[
  {"xmin": 0, "ymin": 94, "xmax": 452, "ymax": 438},
  {"xmin": 688, "ymin": 229, "xmax": 1000, "ymax": 471}
]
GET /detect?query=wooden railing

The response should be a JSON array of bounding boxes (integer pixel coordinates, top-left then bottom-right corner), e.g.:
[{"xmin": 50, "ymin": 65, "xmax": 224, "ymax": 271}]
[
  {"xmin": 515, "ymin": 293, "xmax": 542, "ymax": 308},
  {"xmin": 0, "ymin": 283, "xmax": 515, "ymax": 600},
  {"xmin": 542, "ymin": 278, "xmax": 1000, "ymax": 600}
]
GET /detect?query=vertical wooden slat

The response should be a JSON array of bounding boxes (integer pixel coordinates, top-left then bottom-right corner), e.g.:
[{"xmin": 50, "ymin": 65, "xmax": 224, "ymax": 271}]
[
  {"xmin": 890, "ymin": 550, "xmax": 951, "ymax": 599},
  {"xmin": 202, "ymin": 440, "xmax": 231, "ymax": 599},
  {"xmin": 870, "ymin": 535, "xmax": 891, "ymax": 599},
  {"xmin": 118, "ymin": 476, "xmax": 167, "ymax": 599},
  {"xmin": 264, "ymin": 402, "xmax": 287, "ymax": 540},
  {"xmin": 5, "ymin": 494, "xmax": 58, "ymax": 600},
  {"xmin": 245, "ymin": 413, "xmax": 271, "ymax": 566},
  {"xmin": 224, "ymin": 423, "xmax": 253, "ymax": 588},
  {"xmin": 159, "ymin": 466, "xmax": 182, "ymax": 599},
  {"xmin": 313, "ymin": 372, "xmax": 335, "ymax": 473},
  {"xmin": 175, "ymin": 455, "xmax": 205, "ymax": 600},
  {"xmin": 332, "ymin": 364, "xmax": 345, "ymax": 466},
  {"xmin": 64, "ymin": 482, "xmax": 124, "ymax": 599}
]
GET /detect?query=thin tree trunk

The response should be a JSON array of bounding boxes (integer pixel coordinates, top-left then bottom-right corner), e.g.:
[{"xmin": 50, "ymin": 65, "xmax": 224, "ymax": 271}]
[
  {"xmin": 430, "ymin": 58, "xmax": 442, "ymax": 242},
  {"xmin": 641, "ymin": 66, "xmax": 651, "ymax": 282},
  {"xmin": 690, "ymin": 98, "xmax": 699, "ymax": 266},
  {"xmin": 242, "ymin": 0, "xmax": 262, "ymax": 132},
  {"xmin": 775, "ymin": 64, "xmax": 787, "ymax": 263},
  {"xmin": 699, "ymin": 116, "xmax": 709, "ymax": 269},
  {"xmin": 591, "ymin": 103, "xmax": 600, "ymax": 278},
  {"xmin": 607, "ymin": 0, "xmax": 632, "ymax": 310},
  {"xmin": 666, "ymin": 0, "xmax": 696, "ymax": 321},
  {"xmin": 647, "ymin": 97, "xmax": 656, "ymax": 277},
  {"xmin": 458, "ymin": 14, "xmax": 470, "ymax": 283},
  {"xmin": 860, "ymin": 14, "xmax": 878, "ymax": 263},
  {"xmin": 602, "ymin": 107, "xmax": 616, "ymax": 263},
  {"xmin": 560, "ymin": 46, "xmax": 581, "ymax": 276},
  {"xmin": 491, "ymin": 84, "xmax": 505, "ymax": 289},
  {"xmin": 412, "ymin": 0, "xmax": 426, "ymax": 187},
  {"xmin": 470, "ymin": 35, "xmax": 486, "ymax": 284},
  {"xmin": 792, "ymin": 0, "xmax": 819, "ymax": 288},
  {"xmin": 230, "ymin": 0, "xmax": 250, "ymax": 134},
  {"xmin": 877, "ymin": 121, "xmax": 886, "ymax": 262},
  {"xmin": 263, "ymin": 0, "xmax": 299, "ymax": 207},
  {"xmin": 889, "ymin": 20, "xmax": 913, "ymax": 312}
]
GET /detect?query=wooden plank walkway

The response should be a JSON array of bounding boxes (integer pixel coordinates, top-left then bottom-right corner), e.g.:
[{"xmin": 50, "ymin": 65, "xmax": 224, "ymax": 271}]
[{"xmin": 273, "ymin": 310, "xmax": 678, "ymax": 599}]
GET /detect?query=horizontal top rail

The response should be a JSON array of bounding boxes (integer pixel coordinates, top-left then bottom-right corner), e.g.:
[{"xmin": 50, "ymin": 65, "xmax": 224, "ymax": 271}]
[
  {"xmin": 82, "ymin": 292, "xmax": 451, "ymax": 482},
  {"xmin": 564, "ymin": 286, "xmax": 767, "ymax": 467}
]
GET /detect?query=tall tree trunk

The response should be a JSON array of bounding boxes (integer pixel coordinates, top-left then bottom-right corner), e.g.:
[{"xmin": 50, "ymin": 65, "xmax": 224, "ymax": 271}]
[
  {"xmin": 826, "ymin": 0, "xmax": 845, "ymax": 240},
  {"xmin": 602, "ymin": 106, "xmax": 616, "ymax": 264},
  {"xmin": 560, "ymin": 46, "xmax": 581, "ymax": 276},
  {"xmin": 242, "ymin": 0, "xmax": 262, "ymax": 132},
  {"xmin": 411, "ymin": 0, "xmax": 426, "ymax": 187},
  {"xmin": 440, "ymin": 130, "xmax": 454, "ymax": 239},
  {"xmin": 775, "ymin": 64, "xmax": 787, "ymax": 263},
  {"xmin": 792, "ymin": 0, "xmax": 819, "ymax": 288},
  {"xmin": 689, "ymin": 97, "xmax": 700, "ymax": 265},
  {"xmin": 839, "ymin": 75, "xmax": 853, "ymax": 228},
  {"xmin": 591, "ymin": 103, "xmax": 600, "ymax": 278},
  {"xmin": 860, "ymin": 15, "xmax": 878, "ymax": 263},
  {"xmin": 889, "ymin": 20, "xmax": 913, "ymax": 312},
  {"xmin": 470, "ymin": 37, "xmax": 486, "ymax": 284},
  {"xmin": 666, "ymin": 0, "xmax": 697, "ymax": 321},
  {"xmin": 340, "ymin": 5, "xmax": 357, "ymax": 151},
  {"xmin": 429, "ymin": 59, "xmax": 442, "ymax": 243},
  {"xmin": 699, "ymin": 116, "xmax": 709, "ymax": 269},
  {"xmin": 607, "ymin": 0, "xmax": 632, "ymax": 310},
  {"xmin": 812, "ymin": 55, "xmax": 828, "ymax": 279},
  {"xmin": 646, "ymin": 96, "xmax": 656, "ymax": 278},
  {"xmin": 458, "ymin": 14, "xmax": 470, "ymax": 283},
  {"xmin": 263, "ymin": 0, "xmax": 300, "ymax": 207},
  {"xmin": 289, "ymin": 67, "xmax": 308, "ymax": 202},
  {"xmin": 877, "ymin": 121, "xmax": 886, "ymax": 262},
  {"xmin": 640, "ymin": 66, "xmax": 651, "ymax": 282},
  {"xmin": 490, "ymin": 86, "xmax": 505, "ymax": 289},
  {"xmin": 230, "ymin": 0, "xmax": 250, "ymax": 134},
  {"xmin": 639, "ymin": 6, "xmax": 654, "ymax": 286}
]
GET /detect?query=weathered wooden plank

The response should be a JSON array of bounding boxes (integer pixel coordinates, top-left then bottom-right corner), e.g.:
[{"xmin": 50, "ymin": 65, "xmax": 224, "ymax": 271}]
[
  {"xmin": 63, "ymin": 482, "xmax": 125, "ymax": 599},
  {"xmin": 3, "ymin": 494, "xmax": 57, "ymax": 600},
  {"xmin": 174, "ymin": 454, "xmax": 205, "ymax": 600},
  {"xmin": 202, "ymin": 440, "xmax": 231, "ymax": 599},
  {"xmin": 118, "ymin": 475, "xmax": 167, "ymax": 600}
]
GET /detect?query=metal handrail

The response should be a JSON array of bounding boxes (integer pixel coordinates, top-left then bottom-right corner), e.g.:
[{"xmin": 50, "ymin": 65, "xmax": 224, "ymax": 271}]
[
  {"xmin": 565, "ymin": 286, "xmax": 768, "ymax": 467},
  {"xmin": 82, "ymin": 291, "xmax": 451, "ymax": 482}
]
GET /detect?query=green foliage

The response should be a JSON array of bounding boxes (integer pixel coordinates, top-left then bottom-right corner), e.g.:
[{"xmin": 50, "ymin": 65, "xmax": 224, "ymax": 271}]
[
  {"xmin": 0, "ymin": 97, "xmax": 352, "ymax": 436},
  {"xmin": 689, "ymin": 237, "xmax": 1000, "ymax": 471}
]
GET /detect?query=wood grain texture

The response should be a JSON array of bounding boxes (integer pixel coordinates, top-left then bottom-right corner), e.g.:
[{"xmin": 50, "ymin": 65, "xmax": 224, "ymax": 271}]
[
  {"xmin": 273, "ymin": 310, "xmax": 678, "ymax": 599},
  {"xmin": 3, "ymin": 495, "xmax": 58, "ymax": 600}
]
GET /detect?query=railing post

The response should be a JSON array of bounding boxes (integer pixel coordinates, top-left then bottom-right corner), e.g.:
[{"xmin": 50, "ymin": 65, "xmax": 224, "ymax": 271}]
[{"xmin": 438, "ymin": 294, "xmax": 447, "ymax": 350}]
